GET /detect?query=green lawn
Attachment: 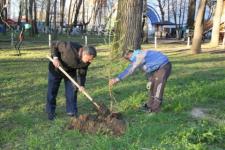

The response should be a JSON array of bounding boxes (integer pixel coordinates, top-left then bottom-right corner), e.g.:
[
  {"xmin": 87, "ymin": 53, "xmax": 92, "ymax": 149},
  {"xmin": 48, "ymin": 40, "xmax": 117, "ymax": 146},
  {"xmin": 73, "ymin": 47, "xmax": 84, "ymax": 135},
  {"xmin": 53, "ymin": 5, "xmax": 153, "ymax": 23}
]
[{"xmin": 1, "ymin": 36, "xmax": 225, "ymax": 149}]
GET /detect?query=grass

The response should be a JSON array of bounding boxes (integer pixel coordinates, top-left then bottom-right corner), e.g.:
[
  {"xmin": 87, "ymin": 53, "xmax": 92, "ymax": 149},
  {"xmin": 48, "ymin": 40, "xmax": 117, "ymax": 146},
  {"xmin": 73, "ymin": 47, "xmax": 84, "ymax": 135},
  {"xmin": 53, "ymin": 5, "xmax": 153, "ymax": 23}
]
[{"xmin": 0, "ymin": 34, "xmax": 225, "ymax": 149}]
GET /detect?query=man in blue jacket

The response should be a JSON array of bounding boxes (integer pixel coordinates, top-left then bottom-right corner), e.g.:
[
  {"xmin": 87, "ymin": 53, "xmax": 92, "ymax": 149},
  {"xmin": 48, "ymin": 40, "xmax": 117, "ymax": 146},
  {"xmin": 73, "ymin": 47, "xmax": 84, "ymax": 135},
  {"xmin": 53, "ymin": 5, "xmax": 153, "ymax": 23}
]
[{"xmin": 109, "ymin": 49, "xmax": 172, "ymax": 112}]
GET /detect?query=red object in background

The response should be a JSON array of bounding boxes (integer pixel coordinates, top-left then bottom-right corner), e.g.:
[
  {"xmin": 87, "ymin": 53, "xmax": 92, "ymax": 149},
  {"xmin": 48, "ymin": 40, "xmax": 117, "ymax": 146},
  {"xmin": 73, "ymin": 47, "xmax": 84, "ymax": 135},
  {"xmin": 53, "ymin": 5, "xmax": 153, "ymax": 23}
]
[{"xmin": 6, "ymin": 19, "xmax": 17, "ymax": 26}]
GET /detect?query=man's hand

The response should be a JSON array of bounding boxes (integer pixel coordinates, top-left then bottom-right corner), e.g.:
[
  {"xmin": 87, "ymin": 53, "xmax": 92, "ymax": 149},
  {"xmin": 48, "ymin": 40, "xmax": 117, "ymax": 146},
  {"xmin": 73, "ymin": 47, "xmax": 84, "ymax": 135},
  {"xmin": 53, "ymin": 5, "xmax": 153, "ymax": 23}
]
[
  {"xmin": 109, "ymin": 78, "xmax": 119, "ymax": 87},
  {"xmin": 79, "ymin": 86, "xmax": 85, "ymax": 92},
  {"xmin": 52, "ymin": 58, "xmax": 60, "ymax": 68}
]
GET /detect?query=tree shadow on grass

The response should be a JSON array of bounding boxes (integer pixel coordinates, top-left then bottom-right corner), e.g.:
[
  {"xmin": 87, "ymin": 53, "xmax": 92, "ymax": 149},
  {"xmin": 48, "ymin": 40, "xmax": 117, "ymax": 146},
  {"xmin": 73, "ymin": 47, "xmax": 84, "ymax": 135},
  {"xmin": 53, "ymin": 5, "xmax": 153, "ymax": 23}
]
[
  {"xmin": 171, "ymin": 56, "xmax": 225, "ymax": 64},
  {"xmin": 207, "ymin": 49, "xmax": 225, "ymax": 54}
]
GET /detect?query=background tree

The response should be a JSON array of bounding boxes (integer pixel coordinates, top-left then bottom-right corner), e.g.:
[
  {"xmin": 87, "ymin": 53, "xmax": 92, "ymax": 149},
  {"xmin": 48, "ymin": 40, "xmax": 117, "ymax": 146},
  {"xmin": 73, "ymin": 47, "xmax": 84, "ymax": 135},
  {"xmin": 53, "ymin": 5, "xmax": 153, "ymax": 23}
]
[
  {"xmin": 191, "ymin": 0, "xmax": 207, "ymax": 54},
  {"xmin": 71, "ymin": 0, "xmax": 82, "ymax": 31},
  {"xmin": 17, "ymin": 0, "xmax": 23, "ymax": 26},
  {"xmin": 33, "ymin": 0, "xmax": 38, "ymax": 34},
  {"xmin": 0, "ymin": 0, "xmax": 7, "ymax": 34},
  {"xmin": 210, "ymin": 0, "xmax": 224, "ymax": 47},
  {"xmin": 67, "ymin": 0, "xmax": 73, "ymax": 32},
  {"xmin": 91, "ymin": 0, "xmax": 101, "ymax": 31},
  {"xmin": 171, "ymin": 0, "xmax": 188, "ymax": 39},
  {"xmin": 28, "ymin": 0, "xmax": 34, "ymax": 35},
  {"xmin": 142, "ymin": 0, "xmax": 148, "ymax": 43},
  {"xmin": 45, "ymin": 0, "xmax": 51, "ymax": 33},
  {"xmin": 187, "ymin": 0, "xmax": 196, "ymax": 30},
  {"xmin": 167, "ymin": 0, "xmax": 170, "ymax": 21},
  {"xmin": 25, "ymin": 0, "xmax": 28, "ymax": 22},
  {"xmin": 53, "ymin": 0, "xmax": 57, "ymax": 39},
  {"xmin": 113, "ymin": 0, "xmax": 143, "ymax": 54},
  {"xmin": 156, "ymin": 0, "xmax": 166, "ymax": 22},
  {"xmin": 59, "ymin": 0, "xmax": 66, "ymax": 33}
]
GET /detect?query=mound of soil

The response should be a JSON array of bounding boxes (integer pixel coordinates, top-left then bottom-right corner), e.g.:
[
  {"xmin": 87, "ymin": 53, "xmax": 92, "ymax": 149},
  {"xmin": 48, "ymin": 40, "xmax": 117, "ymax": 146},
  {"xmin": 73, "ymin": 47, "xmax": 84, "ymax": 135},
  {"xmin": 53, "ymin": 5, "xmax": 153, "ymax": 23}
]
[{"xmin": 68, "ymin": 112, "xmax": 126, "ymax": 136}]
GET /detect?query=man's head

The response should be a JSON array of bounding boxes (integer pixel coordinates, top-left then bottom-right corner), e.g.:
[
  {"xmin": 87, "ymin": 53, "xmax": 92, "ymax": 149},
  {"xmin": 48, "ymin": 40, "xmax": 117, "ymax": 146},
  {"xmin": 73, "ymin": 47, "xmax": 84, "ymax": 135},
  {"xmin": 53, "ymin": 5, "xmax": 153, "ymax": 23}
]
[
  {"xmin": 81, "ymin": 46, "xmax": 97, "ymax": 63},
  {"xmin": 123, "ymin": 50, "xmax": 134, "ymax": 61}
]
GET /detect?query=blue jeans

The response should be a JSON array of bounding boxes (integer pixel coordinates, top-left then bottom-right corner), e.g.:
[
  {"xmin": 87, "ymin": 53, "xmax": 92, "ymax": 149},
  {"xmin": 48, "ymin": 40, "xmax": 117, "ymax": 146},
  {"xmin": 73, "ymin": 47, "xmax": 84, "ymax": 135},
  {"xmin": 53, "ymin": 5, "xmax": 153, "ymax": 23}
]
[{"xmin": 46, "ymin": 71, "xmax": 78, "ymax": 115}]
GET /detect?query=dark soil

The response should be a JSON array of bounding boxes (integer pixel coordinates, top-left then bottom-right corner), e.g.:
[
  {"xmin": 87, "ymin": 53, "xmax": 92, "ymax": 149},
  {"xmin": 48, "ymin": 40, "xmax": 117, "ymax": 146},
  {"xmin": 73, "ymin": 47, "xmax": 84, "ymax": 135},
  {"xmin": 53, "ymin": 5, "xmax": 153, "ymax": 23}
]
[{"xmin": 68, "ymin": 112, "xmax": 126, "ymax": 136}]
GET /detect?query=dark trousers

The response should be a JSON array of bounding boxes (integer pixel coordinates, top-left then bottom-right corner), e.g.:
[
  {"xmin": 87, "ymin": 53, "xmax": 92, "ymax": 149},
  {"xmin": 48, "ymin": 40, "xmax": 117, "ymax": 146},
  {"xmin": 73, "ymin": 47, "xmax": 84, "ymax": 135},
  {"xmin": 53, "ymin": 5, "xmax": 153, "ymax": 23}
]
[
  {"xmin": 46, "ymin": 71, "xmax": 78, "ymax": 114},
  {"xmin": 147, "ymin": 62, "xmax": 172, "ymax": 112}
]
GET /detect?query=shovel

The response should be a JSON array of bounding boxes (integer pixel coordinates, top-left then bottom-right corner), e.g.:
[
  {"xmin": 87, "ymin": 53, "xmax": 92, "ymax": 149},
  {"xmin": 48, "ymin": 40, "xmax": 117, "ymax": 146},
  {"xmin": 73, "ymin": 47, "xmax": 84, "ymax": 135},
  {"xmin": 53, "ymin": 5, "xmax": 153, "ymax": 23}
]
[{"xmin": 47, "ymin": 56, "xmax": 110, "ymax": 116}]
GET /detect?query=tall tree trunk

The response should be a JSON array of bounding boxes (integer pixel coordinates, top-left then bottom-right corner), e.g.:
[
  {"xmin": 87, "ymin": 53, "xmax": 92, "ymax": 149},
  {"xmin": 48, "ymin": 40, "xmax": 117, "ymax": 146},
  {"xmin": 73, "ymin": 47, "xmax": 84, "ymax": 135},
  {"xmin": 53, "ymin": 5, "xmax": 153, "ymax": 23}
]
[
  {"xmin": 60, "ymin": 0, "xmax": 66, "ymax": 33},
  {"xmin": 71, "ymin": 0, "xmax": 78, "ymax": 26},
  {"xmin": 167, "ymin": 0, "xmax": 170, "ymax": 21},
  {"xmin": 33, "ymin": 0, "xmax": 38, "ymax": 34},
  {"xmin": 91, "ymin": 0, "xmax": 100, "ymax": 31},
  {"xmin": 45, "ymin": 0, "xmax": 51, "ymax": 33},
  {"xmin": 25, "ymin": 0, "xmax": 28, "ymax": 22},
  {"xmin": 39, "ymin": 0, "xmax": 45, "ymax": 21},
  {"xmin": 191, "ymin": 0, "xmax": 207, "ymax": 54},
  {"xmin": 82, "ymin": 0, "xmax": 93, "ymax": 32},
  {"xmin": 142, "ymin": 0, "xmax": 148, "ymax": 43},
  {"xmin": 171, "ymin": 0, "xmax": 179, "ymax": 39},
  {"xmin": 72, "ymin": 0, "xmax": 82, "ymax": 28},
  {"xmin": 53, "ymin": 0, "xmax": 57, "ymax": 39},
  {"xmin": 82, "ymin": 0, "xmax": 85, "ymax": 33},
  {"xmin": 2, "ymin": 0, "xmax": 7, "ymax": 34},
  {"xmin": 17, "ymin": 0, "xmax": 23, "ymax": 26},
  {"xmin": 187, "ymin": 0, "xmax": 196, "ymax": 30},
  {"xmin": 210, "ymin": 0, "xmax": 224, "ymax": 46},
  {"xmin": 157, "ymin": 0, "xmax": 165, "ymax": 22},
  {"xmin": 181, "ymin": 0, "xmax": 187, "ymax": 28},
  {"xmin": 67, "ymin": 0, "xmax": 73, "ymax": 26},
  {"xmin": 28, "ymin": 0, "xmax": 34, "ymax": 36},
  {"xmin": 113, "ymin": 0, "xmax": 143, "ymax": 54}
]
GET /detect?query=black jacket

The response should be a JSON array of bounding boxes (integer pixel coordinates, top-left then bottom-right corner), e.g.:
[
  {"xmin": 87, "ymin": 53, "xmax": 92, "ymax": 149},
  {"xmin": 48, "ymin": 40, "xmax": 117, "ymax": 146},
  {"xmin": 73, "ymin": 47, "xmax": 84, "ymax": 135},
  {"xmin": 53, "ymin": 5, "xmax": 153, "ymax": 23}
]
[{"xmin": 49, "ymin": 41, "xmax": 90, "ymax": 86}]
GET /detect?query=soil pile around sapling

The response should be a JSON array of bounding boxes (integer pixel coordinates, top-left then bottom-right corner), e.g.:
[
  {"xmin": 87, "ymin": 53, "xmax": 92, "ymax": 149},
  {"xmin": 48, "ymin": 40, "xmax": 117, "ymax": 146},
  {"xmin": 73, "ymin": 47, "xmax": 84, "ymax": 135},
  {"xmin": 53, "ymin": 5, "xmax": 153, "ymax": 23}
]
[{"xmin": 68, "ymin": 112, "xmax": 126, "ymax": 136}]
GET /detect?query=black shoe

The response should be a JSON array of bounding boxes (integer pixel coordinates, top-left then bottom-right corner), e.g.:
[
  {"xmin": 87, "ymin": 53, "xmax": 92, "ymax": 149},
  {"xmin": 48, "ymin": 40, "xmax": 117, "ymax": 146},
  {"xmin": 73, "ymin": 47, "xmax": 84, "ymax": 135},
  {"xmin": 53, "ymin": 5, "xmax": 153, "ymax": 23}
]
[
  {"xmin": 48, "ymin": 113, "xmax": 56, "ymax": 120},
  {"xmin": 67, "ymin": 112, "xmax": 78, "ymax": 118}
]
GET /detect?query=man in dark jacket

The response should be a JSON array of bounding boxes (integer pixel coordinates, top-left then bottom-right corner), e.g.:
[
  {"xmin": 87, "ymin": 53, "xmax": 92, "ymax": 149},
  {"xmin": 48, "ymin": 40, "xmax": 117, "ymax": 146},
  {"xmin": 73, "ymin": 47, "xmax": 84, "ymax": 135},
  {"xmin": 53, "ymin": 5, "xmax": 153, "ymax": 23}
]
[{"xmin": 46, "ymin": 41, "xmax": 97, "ymax": 120}]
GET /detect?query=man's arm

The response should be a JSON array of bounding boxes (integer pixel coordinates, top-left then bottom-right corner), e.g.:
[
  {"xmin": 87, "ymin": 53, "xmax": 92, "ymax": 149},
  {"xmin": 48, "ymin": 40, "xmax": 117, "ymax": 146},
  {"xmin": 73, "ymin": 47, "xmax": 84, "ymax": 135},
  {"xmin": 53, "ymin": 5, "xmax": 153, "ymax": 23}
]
[
  {"xmin": 77, "ymin": 66, "xmax": 89, "ymax": 86},
  {"xmin": 117, "ymin": 53, "xmax": 145, "ymax": 80},
  {"xmin": 51, "ymin": 41, "xmax": 61, "ymax": 58},
  {"xmin": 50, "ymin": 41, "xmax": 63, "ymax": 68}
]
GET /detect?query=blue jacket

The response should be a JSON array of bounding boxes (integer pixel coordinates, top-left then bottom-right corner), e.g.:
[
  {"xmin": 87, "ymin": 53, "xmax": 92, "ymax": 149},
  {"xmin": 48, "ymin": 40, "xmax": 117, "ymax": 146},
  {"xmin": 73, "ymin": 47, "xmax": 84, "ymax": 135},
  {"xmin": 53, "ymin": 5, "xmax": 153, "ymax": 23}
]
[{"xmin": 117, "ymin": 50, "xmax": 169, "ymax": 80}]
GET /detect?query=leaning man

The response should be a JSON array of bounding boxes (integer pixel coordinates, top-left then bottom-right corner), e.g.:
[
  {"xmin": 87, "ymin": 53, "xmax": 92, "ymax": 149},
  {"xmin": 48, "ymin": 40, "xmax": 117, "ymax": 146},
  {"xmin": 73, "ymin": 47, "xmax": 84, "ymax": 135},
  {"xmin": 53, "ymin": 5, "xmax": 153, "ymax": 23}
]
[
  {"xmin": 109, "ymin": 49, "xmax": 171, "ymax": 113},
  {"xmin": 46, "ymin": 41, "xmax": 97, "ymax": 120}
]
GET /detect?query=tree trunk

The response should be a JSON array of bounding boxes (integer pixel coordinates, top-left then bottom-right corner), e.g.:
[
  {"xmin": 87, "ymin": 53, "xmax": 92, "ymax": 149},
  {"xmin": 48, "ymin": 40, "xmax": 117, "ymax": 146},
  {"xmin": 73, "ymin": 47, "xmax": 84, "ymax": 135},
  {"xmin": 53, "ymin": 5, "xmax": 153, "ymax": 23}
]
[
  {"xmin": 25, "ymin": 0, "xmax": 28, "ymax": 22},
  {"xmin": 167, "ymin": 0, "xmax": 170, "ymax": 22},
  {"xmin": 45, "ymin": 0, "xmax": 51, "ymax": 33},
  {"xmin": 39, "ymin": 1, "xmax": 45, "ymax": 21},
  {"xmin": 53, "ymin": 0, "xmax": 57, "ymax": 39},
  {"xmin": 157, "ymin": 0, "xmax": 165, "ymax": 22},
  {"xmin": 17, "ymin": 0, "xmax": 23, "ymax": 26},
  {"xmin": 171, "ymin": 0, "xmax": 179, "ymax": 39},
  {"xmin": 33, "ymin": 0, "xmax": 38, "ymax": 34},
  {"xmin": 113, "ymin": 0, "xmax": 143, "ymax": 54},
  {"xmin": 142, "ymin": 0, "xmax": 148, "ymax": 43},
  {"xmin": 91, "ymin": 0, "xmax": 101, "ymax": 31},
  {"xmin": 72, "ymin": 0, "xmax": 82, "ymax": 28},
  {"xmin": 28, "ymin": 0, "xmax": 34, "ymax": 36},
  {"xmin": 67, "ymin": 0, "xmax": 73, "ymax": 26},
  {"xmin": 191, "ymin": 0, "xmax": 207, "ymax": 54},
  {"xmin": 210, "ymin": 0, "xmax": 224, "ymax": 47},
  {"xmin": 187, "ymin": 0, "xmax": 196, "ymax": 30},
  {"xmin": 2, "ymin": 0, "xmax": 7, "ymax": 34},
  {"xmin": 60, "ymin": 0, "xmax": 66, "ymax": 33},
  {"xmin": 81, "ymin": 0, "xmax": 93, "ymax": 33},
  {"xmin": 71, "ymin": 0, "xmax": 78, "ymax": 26}
]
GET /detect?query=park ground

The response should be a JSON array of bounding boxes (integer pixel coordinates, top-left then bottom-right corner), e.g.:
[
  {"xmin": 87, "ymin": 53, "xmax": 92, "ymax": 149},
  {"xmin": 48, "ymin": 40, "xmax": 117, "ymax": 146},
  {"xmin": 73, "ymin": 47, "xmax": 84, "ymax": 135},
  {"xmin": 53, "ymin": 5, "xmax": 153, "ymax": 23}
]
[{"xmin": 0, "ymin": 34, "xmax": 225, "ymax": 149}]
